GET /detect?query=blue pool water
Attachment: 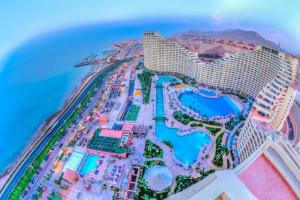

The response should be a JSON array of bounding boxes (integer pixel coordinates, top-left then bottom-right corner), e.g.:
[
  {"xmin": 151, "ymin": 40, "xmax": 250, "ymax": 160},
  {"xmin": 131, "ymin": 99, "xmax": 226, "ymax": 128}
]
[
  {"xmin": 179, "ymin": 92, "xmax": 240, "ymax": 118},
  {"xmin": 79, "ymin": 154, "xmax": 99, "ymax": 176},
  {"xmin": 155, "ymin": 76, "xmax": 211, "ymax": 165}
]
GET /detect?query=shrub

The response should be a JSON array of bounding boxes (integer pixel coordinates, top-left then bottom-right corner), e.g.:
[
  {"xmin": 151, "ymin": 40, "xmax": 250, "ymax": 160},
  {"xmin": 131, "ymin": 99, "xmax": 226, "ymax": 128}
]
[
  {"xmin": 162, "ymin": 140, "xmax": 173, "ymax": 148},
  {"xmin": 206, "ymin": 126, "xmax": 221, "ymax": 136},
  {"xmin": 143, "ymin": 140, "xmax": 163, "ymax": 158}
]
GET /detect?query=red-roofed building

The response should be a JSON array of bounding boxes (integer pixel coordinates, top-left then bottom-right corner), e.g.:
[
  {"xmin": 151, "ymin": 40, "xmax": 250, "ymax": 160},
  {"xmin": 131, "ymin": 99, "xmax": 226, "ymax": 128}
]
[{"xmin": 62, "ymin": 169, "xmax": 79, "ymax": 185}]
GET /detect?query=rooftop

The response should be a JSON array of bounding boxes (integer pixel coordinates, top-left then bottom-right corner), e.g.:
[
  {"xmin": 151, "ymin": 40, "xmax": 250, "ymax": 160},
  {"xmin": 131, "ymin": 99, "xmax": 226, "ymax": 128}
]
[
  {"xmin": 87, "ymin": 129, "xmax": 128, "ymax": 154},
  {"xmin": 63, "ymin": 169, "xmax": 79, "ymax": 185},
  {"xmin": 100, "ymin": 129, "xmax": 123, "ymax": 138},
  {"xmin": 239, "ymin": 154, "xmax": 298, "ymax": 200}
]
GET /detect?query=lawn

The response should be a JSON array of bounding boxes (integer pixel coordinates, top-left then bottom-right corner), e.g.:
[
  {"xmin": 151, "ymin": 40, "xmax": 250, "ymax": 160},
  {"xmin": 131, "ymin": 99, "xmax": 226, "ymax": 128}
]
[{"xmin": 125, "ymin": 104, "xmax": 140, "ymax": 121}]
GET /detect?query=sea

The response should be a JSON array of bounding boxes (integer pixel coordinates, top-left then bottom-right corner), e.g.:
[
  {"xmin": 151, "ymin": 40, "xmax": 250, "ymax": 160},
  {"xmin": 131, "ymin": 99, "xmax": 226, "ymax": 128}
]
[{"xmin": 0, "ymin": 18, "xmax": 220, "ymax": 173}]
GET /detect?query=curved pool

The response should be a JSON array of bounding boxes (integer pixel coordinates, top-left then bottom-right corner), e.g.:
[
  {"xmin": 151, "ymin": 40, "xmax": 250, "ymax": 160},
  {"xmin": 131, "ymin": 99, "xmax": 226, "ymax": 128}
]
[
  {"xmin": 155, "ymin": 76, "xmax": 211, "ymax": 165},
  {"xmin": 179, "ymin": 92, "xmax": 240, "ymax": 118}
]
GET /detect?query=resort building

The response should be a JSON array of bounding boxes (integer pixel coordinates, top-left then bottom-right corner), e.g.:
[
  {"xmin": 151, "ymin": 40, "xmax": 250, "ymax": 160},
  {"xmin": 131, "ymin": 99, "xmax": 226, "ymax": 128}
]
[
  {"xmin": 168, "ymin": 136, "xmax": 300, "ymax": 200},
  {"xmin": 143, "ymin": 32, "xmax": 298, "ymax": 162},
  {"xmin": 87, "ymin": 128, "xmax": 133, "ymax": 158}
]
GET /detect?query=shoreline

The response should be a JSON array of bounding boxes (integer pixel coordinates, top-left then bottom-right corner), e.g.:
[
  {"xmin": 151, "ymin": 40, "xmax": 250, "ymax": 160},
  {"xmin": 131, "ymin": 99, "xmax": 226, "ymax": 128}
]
[
  {"xmin": 0, "ymin": 70, "xmax": 94, "ymax": 186},
  {"xmin": 0, "ymin": 35, "xmax": 137, "ymax": 197},
  {"xmin": 0, "ymin": 46, "xmax": 115, "ymax": 177},
  {"xmin": 0, "ymin": 62, "xmax": 111, "ymax": 192}
]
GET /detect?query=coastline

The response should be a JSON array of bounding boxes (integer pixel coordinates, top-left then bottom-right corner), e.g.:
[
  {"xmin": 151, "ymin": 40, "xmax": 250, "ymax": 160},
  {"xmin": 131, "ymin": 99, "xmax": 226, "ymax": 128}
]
[
  {"xmin": 0, "ymin": 60, "xmax": 114, "ymax": 193},
  {"xmin": 0, "ymin": 36, "xmax": 136, "ymax": 194},
  {"xmin": 0, "ymin": 70, "xmax": 95, "ymax": 187},
  {"xmin": 0, "ymin": 58, "xmax": 130, "ymax": 199}
]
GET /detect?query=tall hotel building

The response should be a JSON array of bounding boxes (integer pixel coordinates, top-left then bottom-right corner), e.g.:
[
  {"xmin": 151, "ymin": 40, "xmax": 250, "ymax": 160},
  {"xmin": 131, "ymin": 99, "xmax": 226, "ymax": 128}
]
[{"xmin": 143, "ymin": 32, "xmax": 298, "ymax": 162}]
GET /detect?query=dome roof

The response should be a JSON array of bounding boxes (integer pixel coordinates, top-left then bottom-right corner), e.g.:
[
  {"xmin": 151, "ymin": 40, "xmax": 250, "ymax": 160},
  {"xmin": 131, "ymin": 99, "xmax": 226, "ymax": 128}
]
[{"xmin": 144, "ymin": 165, "xmax": 173, "ymax": 192}]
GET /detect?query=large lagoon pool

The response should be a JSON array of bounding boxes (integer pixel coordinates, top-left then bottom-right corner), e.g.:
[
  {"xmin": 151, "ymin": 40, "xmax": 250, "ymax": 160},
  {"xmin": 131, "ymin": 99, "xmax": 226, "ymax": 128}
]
[
  {"xmin": 179, "ymin": 92, "xmax": 240, "ymax": 118},
  {"xmin": 155, "ymin": 76, "xmax": 211, "ymax": 165}
]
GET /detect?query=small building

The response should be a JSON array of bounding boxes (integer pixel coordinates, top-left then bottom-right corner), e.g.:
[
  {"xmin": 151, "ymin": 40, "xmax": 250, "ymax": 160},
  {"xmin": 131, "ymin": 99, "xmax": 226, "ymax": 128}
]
[
  {"xmin": 62, "ymin": 169, "xmax": 79, "ymax": 185},
  {"xmin": 132, "ymin": 124, "xmax": 148, "ymax": 137}
]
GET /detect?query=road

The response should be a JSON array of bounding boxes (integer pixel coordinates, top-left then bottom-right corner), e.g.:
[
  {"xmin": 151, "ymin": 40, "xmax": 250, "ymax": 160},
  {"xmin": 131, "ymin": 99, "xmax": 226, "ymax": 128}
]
[{"xmin": 0, "ymin": 60, "xmax": 125, "ymax": 200}]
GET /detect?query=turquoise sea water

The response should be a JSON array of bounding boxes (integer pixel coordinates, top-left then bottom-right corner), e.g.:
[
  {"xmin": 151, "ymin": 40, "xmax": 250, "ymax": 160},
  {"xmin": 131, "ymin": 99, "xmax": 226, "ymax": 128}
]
[
  {"xmin": 155, "ymin": 76, "xmax": 211, "ymax": 165},
  {"xmin": 79, "ymin": 154, "xmax": 99, "ymax": 176},
  {"xmin": 0, "ymin": 19, "xmax": 217, "ymax": 172},
  {"xmin": 179, "ymin": 92, "xmax": 240, "ymax": 118}
]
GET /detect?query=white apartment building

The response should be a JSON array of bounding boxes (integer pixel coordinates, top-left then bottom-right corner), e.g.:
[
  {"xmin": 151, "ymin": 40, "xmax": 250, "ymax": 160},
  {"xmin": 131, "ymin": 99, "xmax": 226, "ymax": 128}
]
[{"xmin": 143, "ymin": 32, "xmax": 298, "ymax": 162}]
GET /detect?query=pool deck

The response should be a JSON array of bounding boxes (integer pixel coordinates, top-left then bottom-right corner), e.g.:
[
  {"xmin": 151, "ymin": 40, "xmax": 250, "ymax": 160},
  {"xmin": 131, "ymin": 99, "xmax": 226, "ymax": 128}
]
[{"xmin": 136, "ymin": 75, "xmax": 216, "ymax": 176}]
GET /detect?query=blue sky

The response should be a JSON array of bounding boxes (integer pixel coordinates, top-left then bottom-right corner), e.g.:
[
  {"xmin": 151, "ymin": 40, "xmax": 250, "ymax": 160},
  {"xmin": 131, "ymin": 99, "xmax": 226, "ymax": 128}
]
[{"xmin": 0, "ymin": 0, "xmax": 300, "ymax": 58}]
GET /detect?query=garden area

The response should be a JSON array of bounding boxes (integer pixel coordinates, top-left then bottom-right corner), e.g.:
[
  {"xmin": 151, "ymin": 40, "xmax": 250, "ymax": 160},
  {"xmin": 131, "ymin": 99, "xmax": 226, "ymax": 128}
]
[
  {"xmin": 173, "ymin": 111, "xmax": 222, "ymax": 128},
  {"xmin": 173, "ymin": 111, "xmax": 198, "ymax": 125},
  {"xmin": 213, "ymin": 132, "xmax": 229, "ymax": 167},
  {"xmin": 137, "ymin": 177, "xmax": 170, "ymax": 200},
  {"xmin": 190, "ymin": 122, "xmax": 204, "ymax": 127},
  {"xmin": 174, "ymin": 168, "xmax": 215, "ymax": 193},
  {"xmin": 143, "ymin": 140, "xmax": 163, "ymax": 158},
  {"xmin": 144, "ymin": 160, "xmax": 165, "ymax": 168},
  {"xmin": 136, "ymin": 166, "xmax": 170, "ymax": 200},
  {"xmin": 205, "ymin": 126, "xmax": 221, "ymax": 136},
  {"xmin": 174, "ymin": 175, "xmax": 201, "ymax": 193},
  {"xmin": 225, "ymin": 114, "xmax": 245, "ymax": 131},
  {"xmin": 125, "ymin": 104, "xmax": 140, "ymax": 121},
  {"xmin": 137, "ymin": 70, "xmax": 154, "ymax": 103}
]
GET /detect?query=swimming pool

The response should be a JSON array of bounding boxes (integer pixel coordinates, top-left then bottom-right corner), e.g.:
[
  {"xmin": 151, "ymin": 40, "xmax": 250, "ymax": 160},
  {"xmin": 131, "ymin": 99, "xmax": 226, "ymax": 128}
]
[
  {"xmin": 63, "ymin": 151, "xmax": 85, "ymax": 172},
  {"xmin": 79, "ymin": 154, "xmax": 99, "ymax": 176},
  {"xmin": 179, "ymin": 92, "xmax": 240, "ymax": 118},
  {"xmin": 155, "ymin": 76, "xmax": 211, "ymax": 165}
]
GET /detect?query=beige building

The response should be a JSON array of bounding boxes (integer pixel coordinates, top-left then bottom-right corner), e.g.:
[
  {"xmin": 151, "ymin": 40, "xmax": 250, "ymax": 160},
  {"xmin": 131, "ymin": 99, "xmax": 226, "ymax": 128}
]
[{"xmin": 143, "ymin": 32, "xmax": 298, "ymax": 162}]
